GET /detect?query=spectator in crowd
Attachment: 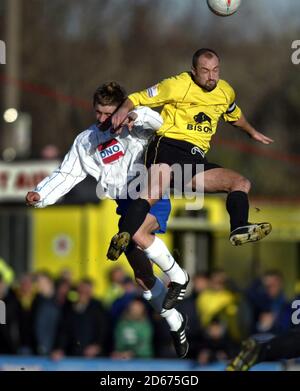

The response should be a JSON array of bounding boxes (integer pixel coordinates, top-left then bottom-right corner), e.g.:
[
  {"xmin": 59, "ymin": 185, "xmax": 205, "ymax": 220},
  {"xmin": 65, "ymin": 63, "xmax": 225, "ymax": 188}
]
[
  {"xmin": 196, "ymin": 269, "xmax": 247, "ymax": 342},
  {"xmin": 14, "ymin": 273, "xmax": 36, "ymax": 354},
  {"xmin": 102, "ymin": 266, "xmax": 127, "ymax": 308},
  {"xmin": 52, "ymin": 278, "xmax": 110, "ymax": 359},
  {"xmin": 196, "ymin": 270, "xmax": 236, "ymax": 325},
  {"xmin": 54, "ymin": 277, "xmax": 73, "ymax": 312},
  {"xmin": 0, "ymin": 258, "xmax": 14, "ymax": 285},
  {"xmin": 112, "ymin": 298, "xmax": 154, "ymax": 359},
  {"xmin": 0, "ymin": 273, "xmax": 20, "ymax": 354},
  {"xmin": 31, "ymin": 271, "xmax": 60, "ymax": 355},
  {"xmin": 197, "ymin": 318, "xmax": 238, "ymax": 365},
  {"xmin": 246, "ymin": 270, "xmax": 290, "ymax": 335},
  {"xmin": 110, "ymin": 276, "xmax": 141, "ymax": 323},
  {"xmin": 40, "ymin": 144, "xmax": 60, "ymax": 160},
  {"xmin": 176, "ymin": 272, "xmax": 210, "ymax": 358}
]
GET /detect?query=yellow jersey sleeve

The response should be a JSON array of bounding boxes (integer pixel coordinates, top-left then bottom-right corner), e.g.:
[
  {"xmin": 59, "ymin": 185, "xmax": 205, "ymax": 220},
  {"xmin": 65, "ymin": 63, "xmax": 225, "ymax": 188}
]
[
  {"xmin": 222, "ymin": 84, "xmax": 242, "ymax": 123},
  {"xmin": 129, "ymin": 74, "xmax": 184, "ymax": 108}
]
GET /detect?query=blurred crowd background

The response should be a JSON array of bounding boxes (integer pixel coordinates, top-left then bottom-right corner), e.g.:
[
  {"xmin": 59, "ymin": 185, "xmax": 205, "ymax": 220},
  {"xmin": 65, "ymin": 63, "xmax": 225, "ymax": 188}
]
[{"xmin": 1, "ymin": 261, "xmax": 299, "ymax": 364}]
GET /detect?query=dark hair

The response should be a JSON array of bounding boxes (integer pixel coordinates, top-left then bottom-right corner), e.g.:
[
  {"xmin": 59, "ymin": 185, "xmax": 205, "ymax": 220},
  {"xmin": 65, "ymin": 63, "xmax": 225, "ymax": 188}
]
[
  {"xmin": 93, "ymin": 81, "xmax": 127, "ymax": 107},
  {"xmin": 192, "ymin": 48, "xmax": 220, "ymax": 68}
]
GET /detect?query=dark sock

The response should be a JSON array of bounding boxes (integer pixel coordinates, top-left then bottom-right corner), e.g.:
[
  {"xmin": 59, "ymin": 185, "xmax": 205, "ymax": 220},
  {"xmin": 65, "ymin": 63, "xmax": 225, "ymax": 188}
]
[
  {"xmin": 119, "ymin": 198, "xmax": 151, "ymax": 237},
  {"xmin": 258, "ymin": 328, "xmax": 300, "ymax": 363},
  {"xmin": 226, "ymin": 191, "xmax": 249, "ymax": 231}
]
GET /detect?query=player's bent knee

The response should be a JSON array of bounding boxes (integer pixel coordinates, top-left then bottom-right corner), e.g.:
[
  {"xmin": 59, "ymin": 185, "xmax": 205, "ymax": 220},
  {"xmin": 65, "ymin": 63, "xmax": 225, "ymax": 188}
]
[
  {"xmin": 231, "ymin": 176, "xmax": 251, "ymax": 193},
  {"xmin": 132, "ymin": 231, "xmax": 148, "ymax": 249},
  {"xmin": 242, "ymin": 177, "xmax": 251, "ymax": 193},
  {"xmin": 132, "ymin": 220, "xmax": 158, "ymax": 249}
]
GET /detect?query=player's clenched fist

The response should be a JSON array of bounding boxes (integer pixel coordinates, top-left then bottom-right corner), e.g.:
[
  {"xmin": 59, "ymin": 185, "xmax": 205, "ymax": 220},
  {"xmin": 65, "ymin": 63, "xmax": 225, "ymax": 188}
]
[{"xmin": 25, "ymin": 191, "xmax": 40, "ymax": 206}]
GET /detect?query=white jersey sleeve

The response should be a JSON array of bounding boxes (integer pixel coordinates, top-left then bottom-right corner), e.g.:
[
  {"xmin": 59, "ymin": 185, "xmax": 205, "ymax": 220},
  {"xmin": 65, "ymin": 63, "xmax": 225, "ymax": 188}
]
[
  {"xmin": 130, "ymin": 106, "xmax": 162, "ymax": 138},
  {"xmin": 34, "ymin": 132, "xmax": 88, "ymax": 208}
]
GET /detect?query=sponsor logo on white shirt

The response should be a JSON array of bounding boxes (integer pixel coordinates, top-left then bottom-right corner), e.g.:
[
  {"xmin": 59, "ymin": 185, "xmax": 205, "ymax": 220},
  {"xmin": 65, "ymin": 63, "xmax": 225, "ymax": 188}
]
[{"xmin": 98, "ymin": 139, "xmax": 125, "ymax": 164}]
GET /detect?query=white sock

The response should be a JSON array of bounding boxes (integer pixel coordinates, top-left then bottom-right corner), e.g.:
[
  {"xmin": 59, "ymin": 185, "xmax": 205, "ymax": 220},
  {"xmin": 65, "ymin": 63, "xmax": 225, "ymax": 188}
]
[
  {"xmin": 143, "ymin": 277, "xmax": 183, "ymax": 332},
  {"xmin": 161, "ymin": 308, "xmax": 183, "ymax": 331},
  {"xmin": 144, "ymin": 237, "xmax": 186, "ymax": 284}
]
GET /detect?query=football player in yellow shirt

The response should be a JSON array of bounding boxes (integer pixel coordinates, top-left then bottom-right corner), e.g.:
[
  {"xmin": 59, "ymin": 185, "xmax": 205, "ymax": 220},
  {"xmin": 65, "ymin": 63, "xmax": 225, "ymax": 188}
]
[{"xmin": 107, "ymin": 48, "xmax": 274, "ymax": 310}]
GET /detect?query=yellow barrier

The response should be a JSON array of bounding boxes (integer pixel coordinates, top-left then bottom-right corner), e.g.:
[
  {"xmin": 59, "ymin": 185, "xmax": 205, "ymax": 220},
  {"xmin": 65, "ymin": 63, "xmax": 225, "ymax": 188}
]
[
  {"xmin": 31, "ymin": 197, "xmax": 300, "ymax": 298},
  {"xmin": 32, "ymin": 200, "xmax": 170, "ymax": 297}
]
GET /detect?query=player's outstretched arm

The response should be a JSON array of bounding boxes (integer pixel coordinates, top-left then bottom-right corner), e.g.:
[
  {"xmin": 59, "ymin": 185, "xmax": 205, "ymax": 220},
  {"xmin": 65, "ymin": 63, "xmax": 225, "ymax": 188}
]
[
  {"xmin": 25, "ymin": 191, "xmax": 41, "ymax": 206},
  {"xmin": 26, "ymin": 133, "xmax": 88, "ymax": 208},
  {"xmin": 232, "ymin": 114, "xmax": 274, "ymax": 145}
]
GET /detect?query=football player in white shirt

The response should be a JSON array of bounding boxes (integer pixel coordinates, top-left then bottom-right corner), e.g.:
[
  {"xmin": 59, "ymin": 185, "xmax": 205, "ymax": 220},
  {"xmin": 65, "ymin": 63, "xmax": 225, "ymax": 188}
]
[{"xmin": 26, "ymin": 82, "xmax": 189, "ymax": 358}]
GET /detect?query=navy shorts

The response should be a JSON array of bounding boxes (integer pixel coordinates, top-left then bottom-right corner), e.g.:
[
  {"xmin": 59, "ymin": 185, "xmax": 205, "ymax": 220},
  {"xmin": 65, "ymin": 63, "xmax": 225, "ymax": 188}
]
[{"xmin": 116, "ymin": 197, "xmax": 171, "ymax": 234}]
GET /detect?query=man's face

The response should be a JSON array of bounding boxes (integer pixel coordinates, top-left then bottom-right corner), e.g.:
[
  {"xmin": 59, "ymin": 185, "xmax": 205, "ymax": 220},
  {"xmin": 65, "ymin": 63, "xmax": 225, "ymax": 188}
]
[
  {"xmin": 263, "ymin": 275, "xmax": 283, "ymax": 298},
  {"xmin": 192, "ymin": 55, "xmax": 220, "ymax": 91},
  {"xmin": 95, "ymin": 103, "xmax": 118, "ymax": 130}
]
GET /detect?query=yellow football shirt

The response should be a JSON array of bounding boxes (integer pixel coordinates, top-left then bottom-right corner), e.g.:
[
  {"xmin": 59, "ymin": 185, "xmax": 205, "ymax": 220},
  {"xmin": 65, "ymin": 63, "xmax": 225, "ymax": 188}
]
[{"xmin": 129, "ymin": 72, "xmax": 242, "ymax": 153}]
